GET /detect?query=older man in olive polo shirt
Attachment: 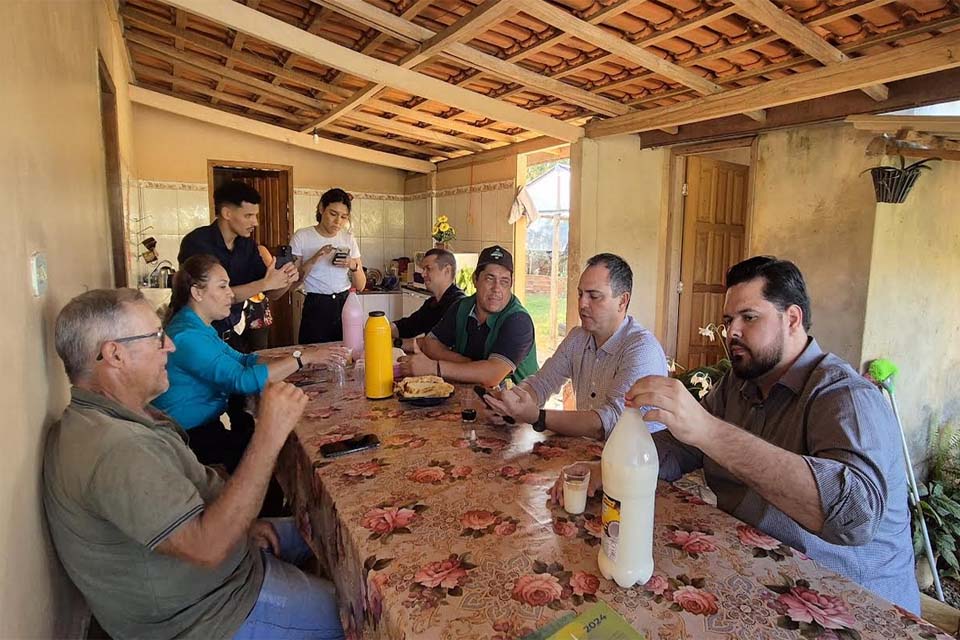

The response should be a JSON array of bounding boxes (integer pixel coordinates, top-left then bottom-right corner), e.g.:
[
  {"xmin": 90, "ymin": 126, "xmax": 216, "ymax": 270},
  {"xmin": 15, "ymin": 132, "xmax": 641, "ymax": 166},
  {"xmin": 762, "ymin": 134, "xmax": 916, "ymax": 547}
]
[{"xmin": 43, "ymin": 288, "xmax": 344, "ymax": 639}]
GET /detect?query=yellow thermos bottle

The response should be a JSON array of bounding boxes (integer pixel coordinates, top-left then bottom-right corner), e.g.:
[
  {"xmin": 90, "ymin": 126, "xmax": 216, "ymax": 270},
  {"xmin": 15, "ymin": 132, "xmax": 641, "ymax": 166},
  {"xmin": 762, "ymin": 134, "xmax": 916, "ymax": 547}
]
[{"xmin": 364, "ymin": 311, "xmax": 393, "ymax": 400}]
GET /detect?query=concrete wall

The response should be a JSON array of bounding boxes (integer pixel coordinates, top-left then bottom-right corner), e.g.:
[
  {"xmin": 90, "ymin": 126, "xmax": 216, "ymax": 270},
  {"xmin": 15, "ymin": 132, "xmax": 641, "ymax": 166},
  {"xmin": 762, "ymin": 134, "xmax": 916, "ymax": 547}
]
[
  {"xmin": 568, "ymin": 136, "xmax": 668, "ymax": 330},
  {"xmin": 861, "ymin": 159, "xmax": 960, "ymax": 465},
  {"xmin": 133, "ymin": 104, "xmax": 406, "ymax": 192},
  {"xmin": 1, "ymin": 1, "xmax": 138, "ymax": 636},
  {"xmin": 750, "ymin": 124, "xmax": 878, "ymax": 364}
]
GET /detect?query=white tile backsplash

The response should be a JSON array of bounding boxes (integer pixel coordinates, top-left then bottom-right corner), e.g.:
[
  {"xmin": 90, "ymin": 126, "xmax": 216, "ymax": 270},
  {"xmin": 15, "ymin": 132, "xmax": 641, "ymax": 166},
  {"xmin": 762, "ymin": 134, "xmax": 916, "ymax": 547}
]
[
  {"xmin": 155, "ymin": 234, "xmax": 181, "ymax": 266},
  {"xmin": 177, "ymin": 190, "xmax": 210, "ymax": 235},
  {"xmin": 384, "ymin": 200, "xmax": 404, "ymax": 238},
  {"xmin": 383, "ymin": 238, "xmax": 405, "ymax": 264},
  {"xmin": 142, "ymin": 188, "xmax": 179, "ymax": 235},
  {"xmin": 359, "ymin": 236, "xmax": 384, "ymax": 273},
  {"xmin": 359, "ymin": 198, "xmax": 383, "ymax": 238}
]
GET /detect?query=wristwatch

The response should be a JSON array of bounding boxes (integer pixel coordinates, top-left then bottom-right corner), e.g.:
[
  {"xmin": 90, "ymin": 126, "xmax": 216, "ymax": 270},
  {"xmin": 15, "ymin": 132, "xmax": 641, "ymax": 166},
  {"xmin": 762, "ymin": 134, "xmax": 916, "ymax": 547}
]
[
  {"xmin": 292, "ymin": 350, "xmax": 304, "ymax": 371},
  {"xmin": 393, "ymin": 337, "xmax": 403, "ymax": 349},
  {"xmin": 531, "ymin": 409, "xmax": 548, "ymax": 432}
]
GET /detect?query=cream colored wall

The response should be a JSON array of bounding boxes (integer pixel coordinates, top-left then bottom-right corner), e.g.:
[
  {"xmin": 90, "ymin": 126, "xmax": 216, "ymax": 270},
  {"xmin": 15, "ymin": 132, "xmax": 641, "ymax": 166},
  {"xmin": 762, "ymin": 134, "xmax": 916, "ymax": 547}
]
[
  {"xmin": 568, "ymin": 136, "xmax": 668, "ymax": 331},
  {"xmin": 133, "ymin": 105, "xmax": 406, "ymax": 192},
  {"xmin": 750, "ymin": 124, "xmax": 878, "ymax": 364},
  {"xmin": 861, "ymin": 160, "xmax": 960, "ymax": 465},
  {"xmin": 1, "ymin": 1, "xmax": 137, "ymax": 636}
]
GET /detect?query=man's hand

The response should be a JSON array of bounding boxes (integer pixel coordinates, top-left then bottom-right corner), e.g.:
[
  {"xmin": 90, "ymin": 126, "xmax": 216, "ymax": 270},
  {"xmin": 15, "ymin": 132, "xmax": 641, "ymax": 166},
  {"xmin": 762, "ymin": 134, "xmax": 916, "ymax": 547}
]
[
  {"xmin": 249, "ymin": 520, "xmax": 280, "ymax": 555},
  {"xmin": 400, "ymin": 337, "xmax": 420, "ymax": 354},
  {"xmin": 483, "ymin": 386, "xmax": 539, "ymax": 424},
  {"xmin": 548, "ymin": 462, "xmax": 603, "ymax": 507},
  {"xmin": 262, "ymin": 259, "xmax": 297, "ymax": 291},
  {"xmin": 396, "ymin": 352, "xmax": 434, "ymax": 378},
  {"xmin": 625, "ymin": 376, "xmax": 717, "ymax": 448},
  {"xmin": 256, "ymin": 382, "xmax": 308, "ymax": 447}
]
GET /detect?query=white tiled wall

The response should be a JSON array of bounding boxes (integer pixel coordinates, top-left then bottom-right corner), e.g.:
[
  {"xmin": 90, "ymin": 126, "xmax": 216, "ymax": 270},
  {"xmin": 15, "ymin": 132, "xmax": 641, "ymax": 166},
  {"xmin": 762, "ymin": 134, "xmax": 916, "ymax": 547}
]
[{"xmin": 129, "ymin": 181, "xmax": 518, "ymax": 286}]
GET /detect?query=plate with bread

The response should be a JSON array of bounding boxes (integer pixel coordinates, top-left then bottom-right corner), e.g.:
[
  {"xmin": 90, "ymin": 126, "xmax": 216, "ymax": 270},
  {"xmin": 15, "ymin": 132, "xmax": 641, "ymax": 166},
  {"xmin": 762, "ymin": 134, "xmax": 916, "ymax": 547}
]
[{"xmin": 395, "ymin": 375, "xmax": 455, "ymax": 406}]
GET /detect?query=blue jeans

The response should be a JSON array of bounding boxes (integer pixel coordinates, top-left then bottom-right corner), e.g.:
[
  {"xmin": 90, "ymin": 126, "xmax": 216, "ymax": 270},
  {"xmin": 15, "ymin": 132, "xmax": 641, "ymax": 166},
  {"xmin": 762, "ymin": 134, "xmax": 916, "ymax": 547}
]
[{"xmin": 233, "ymin": 518, "xmax": 345, "ymax": 640}]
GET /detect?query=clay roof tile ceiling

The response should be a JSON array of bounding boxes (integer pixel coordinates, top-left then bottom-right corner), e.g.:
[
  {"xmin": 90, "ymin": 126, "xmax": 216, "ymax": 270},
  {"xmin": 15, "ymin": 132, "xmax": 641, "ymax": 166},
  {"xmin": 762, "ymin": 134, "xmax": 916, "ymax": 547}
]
[{"xmin": 120, "ymin": 0, "xmax": 960, "ymax": 166}]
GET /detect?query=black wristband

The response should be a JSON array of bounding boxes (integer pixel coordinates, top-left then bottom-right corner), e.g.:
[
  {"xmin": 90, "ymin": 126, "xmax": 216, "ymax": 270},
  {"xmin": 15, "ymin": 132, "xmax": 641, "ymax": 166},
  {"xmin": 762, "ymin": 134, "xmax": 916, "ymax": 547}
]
[
  {"xmin": 532, "ymin": 409, "xmax": 548, "ymax": 432},
  {"xmin": 436, "ymin": 360, "xmax": 442, "ymax": 377},
  {"xmin": 393, "ymin": 337, "xmax": 403, "ymax": 349}
]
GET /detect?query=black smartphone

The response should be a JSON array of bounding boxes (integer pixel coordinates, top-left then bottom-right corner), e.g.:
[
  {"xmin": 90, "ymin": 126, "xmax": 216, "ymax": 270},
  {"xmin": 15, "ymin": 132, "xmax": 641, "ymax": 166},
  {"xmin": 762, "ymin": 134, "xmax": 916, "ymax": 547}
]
[
  {"xmin": 274, "ymin": 254, "xmax": 294, "ymax": 269},
  {"xmin": 320, "ymin": 434, "xmax": 380, "ymax": 458}
]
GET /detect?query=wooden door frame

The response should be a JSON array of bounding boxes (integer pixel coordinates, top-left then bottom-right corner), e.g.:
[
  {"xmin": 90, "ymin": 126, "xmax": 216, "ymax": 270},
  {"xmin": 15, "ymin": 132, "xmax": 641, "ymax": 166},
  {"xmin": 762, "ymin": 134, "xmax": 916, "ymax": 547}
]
[
  {"xmin": 206, "ymin": 159, "xmax": 294, "ymax": 233},
  {"xmin": 98, "ymin": 53, "xmax": 128, "ymax": 287},
  {"xmin": 657, "ymin": 137, "xmax": 758, "ymax": 358}
]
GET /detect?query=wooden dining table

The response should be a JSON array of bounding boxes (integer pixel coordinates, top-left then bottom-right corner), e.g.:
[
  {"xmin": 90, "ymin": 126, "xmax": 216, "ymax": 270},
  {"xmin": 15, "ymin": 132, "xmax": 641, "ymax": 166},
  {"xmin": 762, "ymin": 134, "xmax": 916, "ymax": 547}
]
[{"xmin": 269, "ymin": 358, "xmax": 951, "ymax": 640}]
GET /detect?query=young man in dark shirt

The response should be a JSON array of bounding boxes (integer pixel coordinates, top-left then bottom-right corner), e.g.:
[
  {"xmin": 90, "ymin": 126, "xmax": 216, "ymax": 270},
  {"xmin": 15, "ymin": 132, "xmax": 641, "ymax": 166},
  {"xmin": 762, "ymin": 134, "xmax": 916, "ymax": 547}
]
[
  {"xmin": 391, "ymin": 248, "xmax": 464, "ymax": 352},
  {"xmin": 178, "ymin": 181, "xmax": 297, "ymax": 351}
]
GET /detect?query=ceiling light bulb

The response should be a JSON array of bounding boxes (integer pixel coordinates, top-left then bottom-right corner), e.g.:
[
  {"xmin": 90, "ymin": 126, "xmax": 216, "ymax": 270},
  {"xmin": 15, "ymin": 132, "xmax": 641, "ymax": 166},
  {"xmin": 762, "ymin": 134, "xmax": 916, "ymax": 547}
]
[{"xmin": 312, "ymin": 128, "xmax": 319, "ymax": 144}]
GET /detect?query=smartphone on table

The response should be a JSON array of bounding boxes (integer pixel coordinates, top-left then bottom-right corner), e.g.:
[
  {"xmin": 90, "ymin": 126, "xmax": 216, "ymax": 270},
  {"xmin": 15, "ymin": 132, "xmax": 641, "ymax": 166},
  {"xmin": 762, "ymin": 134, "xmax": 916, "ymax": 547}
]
[{"xmin": 320, "ymin": 434, "xmax": 380, "ymax": 458}]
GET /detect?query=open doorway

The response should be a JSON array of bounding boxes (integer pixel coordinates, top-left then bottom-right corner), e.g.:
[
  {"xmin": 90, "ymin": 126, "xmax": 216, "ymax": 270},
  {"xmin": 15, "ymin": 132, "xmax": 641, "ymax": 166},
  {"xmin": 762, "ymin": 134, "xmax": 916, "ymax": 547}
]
[
  {"xmin": 208, "ymin": 161, "xmax": 294, "ymax": 347},
  {"xmin": 662, "ymin": 141, "xmax": 754, "ymax": 369},
  {"xmin": 520, "ymin": 147, "xmax": 570, "ymax": 362},
  {"xmin": 98, "ymin": 53, "xmax": 127, "ymax": 287}
]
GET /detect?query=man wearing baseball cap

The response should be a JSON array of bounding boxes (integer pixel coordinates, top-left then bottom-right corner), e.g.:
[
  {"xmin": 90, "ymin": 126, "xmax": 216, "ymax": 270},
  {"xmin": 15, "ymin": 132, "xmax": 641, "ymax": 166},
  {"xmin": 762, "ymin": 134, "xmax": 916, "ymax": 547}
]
[{"xmin": 397, "ymin": 245, "xmax": 538, "ymax": 387}]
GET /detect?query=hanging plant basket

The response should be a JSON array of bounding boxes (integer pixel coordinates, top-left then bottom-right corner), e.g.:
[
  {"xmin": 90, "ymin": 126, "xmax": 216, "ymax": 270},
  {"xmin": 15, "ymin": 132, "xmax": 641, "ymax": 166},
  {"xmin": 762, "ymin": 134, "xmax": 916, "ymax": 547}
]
[{"xmin": 863, "ymin": 156, "xmax": 940, "ymax": 204}]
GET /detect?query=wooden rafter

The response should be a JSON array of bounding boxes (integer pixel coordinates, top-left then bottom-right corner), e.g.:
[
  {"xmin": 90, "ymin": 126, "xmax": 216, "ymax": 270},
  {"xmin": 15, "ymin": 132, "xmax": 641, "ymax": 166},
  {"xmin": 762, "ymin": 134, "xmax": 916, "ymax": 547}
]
[
  {"xmin": 211, "ymin": 0, "xmax": 261, "ymax": 105},
  {"xmin": 122, "ymin": 7, "xmax": 352, "ymax": 100},
  {"xmin": 125, "ymin": 36, "xmax": 333, "ymax": 112},
  {"xmin": 343, "ymin": 111, "xmax": 492, "ymax": 151},
  {"xmin": 729, "ymin": 0, "xmax": 887, "ymax": 102},
  {"xmin": 325, "ymin": 123, "xmax": 456, "ymax": 158},
  {"xmin": 130, "ymin": 85, "xmax": 436, "ymax": 172},
  {"xmin": 304, "ymin": 0, "xmax": 629, "ymax": 132},
  {"xmin": 366, "ymin": 98, "xmax": 519, "ymax": 143},
  {"xmin": 308, "ymin": 0, "xmax": 519, "ymax": 127},
  {"xmin": 585, "ymin": 29, "xmax": 960, "ymax": 138},
  {"xmin": 517, "ymin": 0, "xmax": 766, "ymax": 122},
  {"xmin": 847, "ymin": 115, "xmax": 960, "ymax": 137},
  {"xmin": 158, "ymin": 0, "xmax": 583, "ymax": 142}
]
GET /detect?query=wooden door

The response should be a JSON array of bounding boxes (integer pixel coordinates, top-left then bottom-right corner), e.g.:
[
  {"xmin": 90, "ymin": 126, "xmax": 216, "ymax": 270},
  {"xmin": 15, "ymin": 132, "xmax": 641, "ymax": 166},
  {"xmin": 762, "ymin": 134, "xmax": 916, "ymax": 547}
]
[
  {"xmin": 210, "ymin": 164, "xmax": 294, "ymax": 347},
  {"xmin": 676, "ymin": 156, "xmax": 749, "ymax": 369},
  {"xmin": 98, "ymin": 55, "xmax": 127, "ymax": 287}
]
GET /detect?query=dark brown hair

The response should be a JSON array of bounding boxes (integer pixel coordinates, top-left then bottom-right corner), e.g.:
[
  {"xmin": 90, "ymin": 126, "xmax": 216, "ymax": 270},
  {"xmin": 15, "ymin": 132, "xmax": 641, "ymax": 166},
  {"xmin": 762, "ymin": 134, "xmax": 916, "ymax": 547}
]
[
  {"xmin": 315, "ymin": 187, "xmax": 353, "ymax": 223},
  {"xmin": 165, "ymin": 254, "xmax": 223, "ymax": 324},
  {"xmin": 423, "ymin": 248, "xmax": 456, "ymax": 276}
]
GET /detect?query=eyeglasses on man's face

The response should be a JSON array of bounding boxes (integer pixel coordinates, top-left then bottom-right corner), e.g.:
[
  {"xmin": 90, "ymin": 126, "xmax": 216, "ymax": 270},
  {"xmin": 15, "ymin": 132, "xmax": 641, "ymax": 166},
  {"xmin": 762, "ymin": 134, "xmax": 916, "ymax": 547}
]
[{"xmin": 95, "ymin": 329, "xmax": 167, "ymax": 360}]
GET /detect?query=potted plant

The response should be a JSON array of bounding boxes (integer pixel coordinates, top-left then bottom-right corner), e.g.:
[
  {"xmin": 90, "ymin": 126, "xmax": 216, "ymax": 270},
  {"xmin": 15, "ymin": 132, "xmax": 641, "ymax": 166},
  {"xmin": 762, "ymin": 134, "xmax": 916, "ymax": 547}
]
[
  {"xmin": 864, "ymin": 156, "xmax": 940, "ymax": 204},
  {"xmin": 670, "ymin": 323, "xmax": 732, "ymax": 400},
  {"xmin": 432, "ymin": 215, "xmax": 456, "ymax": 249}
]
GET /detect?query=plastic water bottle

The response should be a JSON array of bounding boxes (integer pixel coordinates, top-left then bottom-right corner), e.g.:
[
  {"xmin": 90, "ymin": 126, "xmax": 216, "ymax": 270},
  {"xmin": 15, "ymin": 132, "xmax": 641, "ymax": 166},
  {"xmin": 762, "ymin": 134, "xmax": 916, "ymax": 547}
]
[
  {"xmin": 341, "ymin": 288, "xmax": 364, "ymax": 358},
  {"xmin": 598, "ymin": 407, "xmax": 659, "ymax": 588}
]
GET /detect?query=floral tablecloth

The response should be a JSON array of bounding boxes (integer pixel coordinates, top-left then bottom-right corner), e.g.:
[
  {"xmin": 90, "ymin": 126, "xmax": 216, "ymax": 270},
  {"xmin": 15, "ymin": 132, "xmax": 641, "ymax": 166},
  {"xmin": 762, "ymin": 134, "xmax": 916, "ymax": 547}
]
[{"xmin": 271, "ymin": 365, "xmax": 948, "ymax": 640}]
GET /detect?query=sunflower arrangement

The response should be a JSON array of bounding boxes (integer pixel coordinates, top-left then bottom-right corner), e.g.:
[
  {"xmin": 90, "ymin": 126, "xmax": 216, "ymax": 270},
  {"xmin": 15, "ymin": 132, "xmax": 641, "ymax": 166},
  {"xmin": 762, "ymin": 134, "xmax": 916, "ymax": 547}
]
[{"xmin": 431, "ymin": 215, "xmax": 456, "ymax": 245}]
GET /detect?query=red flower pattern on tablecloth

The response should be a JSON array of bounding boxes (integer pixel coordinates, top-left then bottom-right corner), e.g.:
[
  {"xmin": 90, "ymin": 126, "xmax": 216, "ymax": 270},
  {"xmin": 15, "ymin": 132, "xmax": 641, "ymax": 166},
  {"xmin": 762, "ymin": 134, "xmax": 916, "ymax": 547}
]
[
  {"xmin": 343, "ymin": 458, "xmax": 388, "ymax": 481},
  {"xmin": 643, "ymin": 574, "xmax": 670, "ymax": 596},
  {"xmin": 511, "ymin": 573, "xmax": 564, "ymax": 607},
  {"xmin": 383, "ymin": 433, "xmax": 427, "ymax": 449},
  {"xmin": 737, "ymin": 524, "xmax": 781, "ymax": 550},
  {"xmin": 570, "ymin": 571, "xmax": 600, "ymax": 597},
  {"xmin": 773, "ymin": 586, "xmax": 857, "ymax": 630},
  {"xmin": 461, "ymin": 510, "xmax": 497, "ymax": 530},
  {"xmin": 450, "ymin": 465, "xmax": 472, "ymax": 479},
  {"xmin": 672, "ymin": 585, "xmax": 719, "ymax": 616},
  {"xmin": 408, "ymin": 466, "xmax": 446, "ymax": 484},
  {"xmin": 499, "ymin": 465, "xmax": 521, "ymax": 478},
  {"xmin": 666, "ymin": 525, "xmax": 717, "ymax": 558},
  {"xmin": 532, "ymin": 442, "xmax": 567, "ymax": 460},
  {"xmin": 361, "ymin": 506, "xmax": 419, "ymax": 539},
  {"xmin": 586, "ymin": 443, "xmax": 604, "ymax": 460},
  {"xmin": 494, "ymin": 520, "xmax": 517, "ymax": 536},
  {"xmin": 415, "ymin": 555, "xmax": 469, "ymax": 589},
  {"xmin": 553, "ymin": 519, "xmax": 578, "ymax": 537}
]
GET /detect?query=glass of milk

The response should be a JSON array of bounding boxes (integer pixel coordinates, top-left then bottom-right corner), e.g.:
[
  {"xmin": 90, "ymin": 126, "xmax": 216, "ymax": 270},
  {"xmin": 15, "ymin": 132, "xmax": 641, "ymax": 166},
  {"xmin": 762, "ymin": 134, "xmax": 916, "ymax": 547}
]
[{"xmin": 562, "ymin": 463, "xmax": 591, "ymax": 515}]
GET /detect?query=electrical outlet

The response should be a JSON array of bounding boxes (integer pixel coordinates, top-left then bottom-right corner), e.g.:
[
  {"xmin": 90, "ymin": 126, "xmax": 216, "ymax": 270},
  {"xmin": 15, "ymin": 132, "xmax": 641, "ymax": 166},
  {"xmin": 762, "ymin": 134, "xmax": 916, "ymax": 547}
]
[{"xmin": 30, "ymin": 252, "xmax": 47, "ymax": 297}]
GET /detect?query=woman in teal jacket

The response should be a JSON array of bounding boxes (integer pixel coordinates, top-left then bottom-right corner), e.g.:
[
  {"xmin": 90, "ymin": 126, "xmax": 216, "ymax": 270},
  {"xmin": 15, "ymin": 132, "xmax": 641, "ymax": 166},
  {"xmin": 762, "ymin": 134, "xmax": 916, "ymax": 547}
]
[{"xmin": 154, "ymin": 254, "xmax": 348, "ymax": 471}]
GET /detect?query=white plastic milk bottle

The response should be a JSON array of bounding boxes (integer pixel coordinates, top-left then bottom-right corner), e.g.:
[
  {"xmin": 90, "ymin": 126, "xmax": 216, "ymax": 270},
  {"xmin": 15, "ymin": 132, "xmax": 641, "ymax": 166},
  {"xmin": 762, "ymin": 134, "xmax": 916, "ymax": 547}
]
[
  {"xmin": 341, "ymin": 288, "xmax": 364, "ymax": 358},
  {"xmin": 598, "ymin": 406, "xmax": 659, "ymax": 588}
]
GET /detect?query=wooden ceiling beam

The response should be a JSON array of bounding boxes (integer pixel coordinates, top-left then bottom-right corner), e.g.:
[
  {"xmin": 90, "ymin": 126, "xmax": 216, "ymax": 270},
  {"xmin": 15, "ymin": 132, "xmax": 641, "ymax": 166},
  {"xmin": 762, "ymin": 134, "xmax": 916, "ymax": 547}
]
[
  {"xmin": 159, "ymin": 0, "xmax": 583, "ymax": 142},
  {"xmin": 133, "ymin": 64, "xmax": 307, "ymax": 124},
  {"xmin": 129, "ymin": 85, "xmax": 436, "ymax": 173},
  {"xmin": 122, "ymin": 6, "xmax": 353, "ymax": 99},
  {"xmin": 126, "ymin": 36, "xmax": 333, "ymax": 112},
  {"xmin": 366, "ymin": 98, "xmax": 519, "ymax": 143},
  {"xmin": 305, "ymin": 0, "xmax": 626, "ymax": 132},
  {"xmin": 729, "ymin": 0, "xmax": 887, "ymax": 101},
  {"xmin": 517, "ymin": 0, "xmax": 765, "ymax": 122},
  {"xmin": 342, "ymin": 112, "xmax": 492, "ymax": 151},
  {"xmin": 587, "ymin": 29, "xmax": 960, "ymax": 138},
  {"xmin": 847, "ymin": 115, "xmax": 960, "ymax": 137},
  {"xmin": 325, "ymin": 124, "xmax": 450, "ymax": 158},
  {"xmin": 211, "ymin": 0, "xmax": 261, "ymax": 105}
]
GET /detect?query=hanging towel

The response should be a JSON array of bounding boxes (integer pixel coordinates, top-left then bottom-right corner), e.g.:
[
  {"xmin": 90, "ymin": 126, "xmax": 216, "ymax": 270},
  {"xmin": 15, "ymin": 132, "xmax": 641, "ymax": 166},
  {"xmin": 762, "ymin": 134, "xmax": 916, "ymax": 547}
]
[{"xmin": 508, "ymin": 185, "xmax": 540, "ymax": 225}]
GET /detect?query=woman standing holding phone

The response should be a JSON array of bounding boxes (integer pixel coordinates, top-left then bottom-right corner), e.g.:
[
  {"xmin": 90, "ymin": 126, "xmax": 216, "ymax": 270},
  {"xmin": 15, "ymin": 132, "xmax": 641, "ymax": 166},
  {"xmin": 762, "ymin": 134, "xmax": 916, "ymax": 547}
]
[{"xmin": 292, "ymin": 188, "xmax": 366, "ymax": 344}]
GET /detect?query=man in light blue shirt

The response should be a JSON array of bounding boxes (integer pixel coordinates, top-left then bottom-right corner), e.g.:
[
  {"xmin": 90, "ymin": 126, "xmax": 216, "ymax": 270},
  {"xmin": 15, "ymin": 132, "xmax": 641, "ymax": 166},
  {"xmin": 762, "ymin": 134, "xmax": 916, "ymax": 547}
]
[{"xmin": 484, "ymin": 253, "xmax": 667, "ymax": 439}]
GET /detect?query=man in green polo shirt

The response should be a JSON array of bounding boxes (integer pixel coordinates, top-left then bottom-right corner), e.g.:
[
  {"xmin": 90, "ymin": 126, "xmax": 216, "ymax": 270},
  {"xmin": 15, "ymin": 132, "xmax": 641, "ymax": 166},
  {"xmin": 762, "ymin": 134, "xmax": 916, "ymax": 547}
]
[
  {"xmin": 43, "ymin": 288, "xmax": 344, "ymax": 639},
  {"xmin": 397, "ymin": 245, "xmax": 538, "ymax": 386}
]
